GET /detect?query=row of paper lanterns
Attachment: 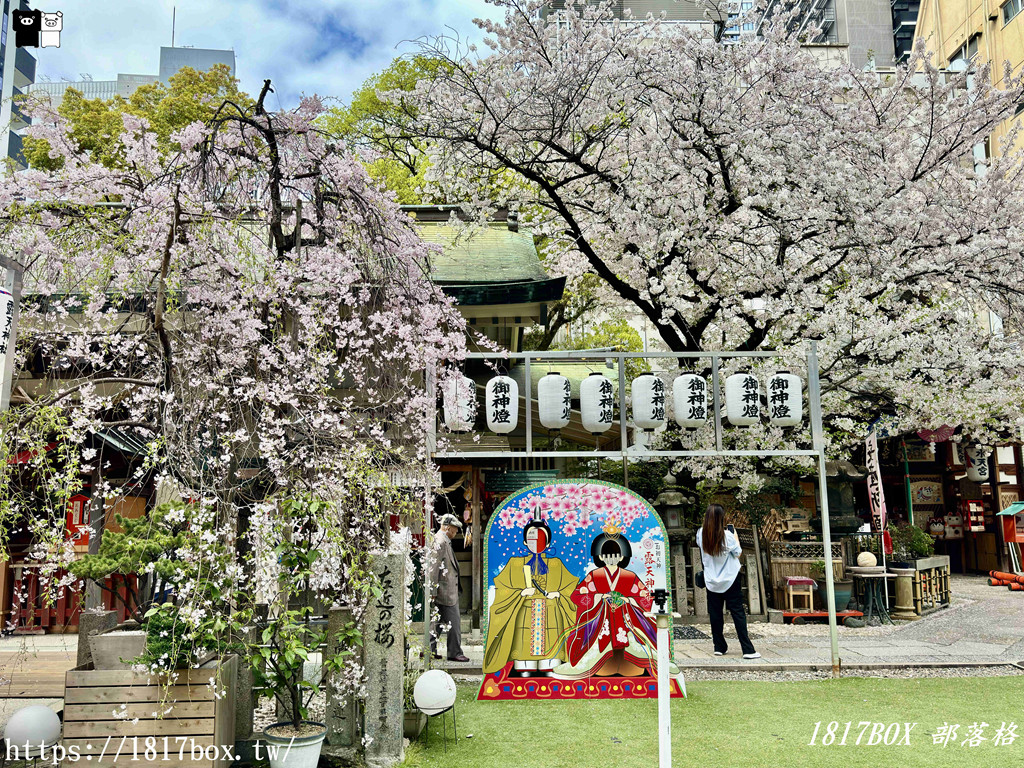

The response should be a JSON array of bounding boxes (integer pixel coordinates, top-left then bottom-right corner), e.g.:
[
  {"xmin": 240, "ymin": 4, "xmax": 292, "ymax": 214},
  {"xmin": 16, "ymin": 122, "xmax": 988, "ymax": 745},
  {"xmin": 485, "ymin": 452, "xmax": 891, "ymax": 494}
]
[{"xmin": 442, "ymin": 371, "xmax": 803, "ymax": 434}]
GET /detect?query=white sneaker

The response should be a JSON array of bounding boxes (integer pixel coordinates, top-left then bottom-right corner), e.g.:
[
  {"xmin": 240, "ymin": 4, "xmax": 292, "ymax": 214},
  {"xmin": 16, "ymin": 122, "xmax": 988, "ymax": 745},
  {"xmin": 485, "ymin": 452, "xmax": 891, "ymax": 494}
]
[
  {"xmin": 713, "ymin": 651, "xmax": 724, "ymax": 656},
  {"xmin": 743, "ymin": 652, "xmax": 762, "ymax": 659}
]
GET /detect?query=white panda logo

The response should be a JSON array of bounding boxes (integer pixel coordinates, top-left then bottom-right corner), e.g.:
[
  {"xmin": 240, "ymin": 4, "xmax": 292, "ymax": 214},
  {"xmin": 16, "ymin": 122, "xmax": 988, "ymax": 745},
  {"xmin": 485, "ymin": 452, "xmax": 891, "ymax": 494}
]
[{"xmin": 40, "ymin": 11, "xmax": 62, "ymax": 48}]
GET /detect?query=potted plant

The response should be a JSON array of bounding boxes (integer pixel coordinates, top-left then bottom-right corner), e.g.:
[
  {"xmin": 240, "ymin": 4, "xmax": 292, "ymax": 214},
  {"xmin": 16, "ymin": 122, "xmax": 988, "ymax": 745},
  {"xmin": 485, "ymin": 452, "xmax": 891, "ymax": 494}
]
[
  {"xmin": 245, "ymin": 497, "xmax": 362, "ymax": 768},
  {"xmin": 401, "ymin": 623, "xmax": 432, "ymax": 740},
  {"xmin": 61, "ymin": 501, "xmax": 241, "ymax": 764},
  {"xmin": 886, "ymin": 523, "xmax": 936, "ymax": 568},
  {"xmin": 403, "ymin": 666, "xmax": 428, "ymax": 739}
]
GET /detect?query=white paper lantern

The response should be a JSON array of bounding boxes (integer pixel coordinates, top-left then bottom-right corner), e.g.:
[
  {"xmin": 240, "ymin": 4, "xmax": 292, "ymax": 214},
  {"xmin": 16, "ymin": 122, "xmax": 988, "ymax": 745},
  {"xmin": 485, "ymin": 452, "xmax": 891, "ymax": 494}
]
[
  {"xmin": 580, "ymin": 372, "xmax": 615, "ymax": 434},
  {"xmin": 413, "ymin": 669, "xmax": 457, "ymax": 715},
  {"xmin": 766, "ymin": 372, "xmax": 802, "ymax": 427},
  {"xmin": 4, "ymin": 705, "xmax": 61, "ymax": 756},
  {"xmin": 485, "ymin": 375, "xmax": 519, "ymax": 433},
  {"xmin": 965, "ymin": 446, "xmax": 990, "ymax": 483},
  {"xmin": 725, "ymin": 372, "xmax": 760, "ymax": 426},
  {"xmin": 632, "ymin": 373, "xmax": 667, "ymax": 430},
  {"xmin": 441, "ymin": 374, "xmax": 476, "ymax": 432},
  {"xmin": 673, "ymin": 373, "xmax": 707, "ymax": 429},
  {"xmin": 538, "ymin": 372, "xmax": 572, "ymax": 430}
]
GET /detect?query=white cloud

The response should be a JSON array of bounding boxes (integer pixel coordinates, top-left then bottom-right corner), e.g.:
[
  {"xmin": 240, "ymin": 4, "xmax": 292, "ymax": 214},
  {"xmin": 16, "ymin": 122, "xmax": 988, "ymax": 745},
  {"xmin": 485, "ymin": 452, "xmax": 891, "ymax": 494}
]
[{"xmin": 32, "ymin": 0, "xmax": 498, "ymax": 107}]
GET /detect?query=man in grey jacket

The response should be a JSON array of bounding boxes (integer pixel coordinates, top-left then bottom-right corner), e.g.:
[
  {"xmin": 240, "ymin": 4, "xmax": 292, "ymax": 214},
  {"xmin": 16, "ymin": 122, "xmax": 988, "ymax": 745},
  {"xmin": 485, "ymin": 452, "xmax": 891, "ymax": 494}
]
[{"xmin": 428, "ymin": 514, "xmax": 469, "ymax": 662}]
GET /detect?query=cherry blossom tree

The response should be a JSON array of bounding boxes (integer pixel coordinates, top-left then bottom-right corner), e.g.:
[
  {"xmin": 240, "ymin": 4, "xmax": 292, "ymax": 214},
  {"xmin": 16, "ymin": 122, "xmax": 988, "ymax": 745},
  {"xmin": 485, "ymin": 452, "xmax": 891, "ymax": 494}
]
[
  {"xmin": 400, "ymin": 0, "xmax": 1024, "ymax": 475},
  {"xmin": 0, "ymin": 81, "xmax": 468, "ymax": 624}
]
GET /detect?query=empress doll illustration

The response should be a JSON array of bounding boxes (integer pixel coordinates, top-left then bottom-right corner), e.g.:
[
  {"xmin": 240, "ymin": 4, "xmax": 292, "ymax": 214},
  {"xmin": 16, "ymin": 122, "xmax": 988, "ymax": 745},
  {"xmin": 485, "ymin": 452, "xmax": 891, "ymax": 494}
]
[
  {"xmin": 483, "ymin": 519, "xmax": 579, "ymax": 677},
  {"xmin": 553, "ymin": 524, "xmax": 679, "ymax": 679}
]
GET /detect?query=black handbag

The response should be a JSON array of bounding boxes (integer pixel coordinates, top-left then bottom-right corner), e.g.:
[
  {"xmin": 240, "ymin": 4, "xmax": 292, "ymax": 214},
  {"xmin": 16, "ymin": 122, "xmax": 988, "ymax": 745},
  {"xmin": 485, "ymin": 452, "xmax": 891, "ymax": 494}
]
[{"xmin": 695, "ymin": 570, "xmax": 706, "ymax": 589}]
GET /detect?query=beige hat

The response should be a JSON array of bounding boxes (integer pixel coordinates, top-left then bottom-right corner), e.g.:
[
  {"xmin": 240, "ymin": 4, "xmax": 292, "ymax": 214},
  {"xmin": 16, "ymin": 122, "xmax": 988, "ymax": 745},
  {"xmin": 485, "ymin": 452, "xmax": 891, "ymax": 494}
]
[{"xmin": 438, "ymin": 513, "xmax": 463, "ymax": 530}]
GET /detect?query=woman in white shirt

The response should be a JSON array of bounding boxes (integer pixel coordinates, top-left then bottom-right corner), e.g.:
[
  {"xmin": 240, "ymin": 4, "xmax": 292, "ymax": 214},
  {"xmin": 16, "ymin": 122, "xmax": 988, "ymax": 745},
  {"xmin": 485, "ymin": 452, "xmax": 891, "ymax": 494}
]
[{"xmin": 697, "ymin": 504, "xmax": 760, "ymax": 659}]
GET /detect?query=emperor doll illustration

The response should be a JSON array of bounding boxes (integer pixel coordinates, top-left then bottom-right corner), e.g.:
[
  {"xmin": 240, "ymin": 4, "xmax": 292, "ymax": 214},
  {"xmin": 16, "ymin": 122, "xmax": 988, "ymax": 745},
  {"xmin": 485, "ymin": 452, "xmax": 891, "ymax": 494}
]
[
  {"xmin": 483, "ymin": 518, "xmax": 579, "ymax": 678},
  {"xmin": 478, "ymin": 480, "xmax": 684, "ymax": 700}
]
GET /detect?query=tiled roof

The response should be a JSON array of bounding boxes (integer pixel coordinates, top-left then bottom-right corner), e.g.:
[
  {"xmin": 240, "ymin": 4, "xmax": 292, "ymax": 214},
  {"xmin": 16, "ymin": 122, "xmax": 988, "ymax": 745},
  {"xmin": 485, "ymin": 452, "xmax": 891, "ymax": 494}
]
[{"xmin": 418, "ymin": 222, "xmax": 550, "ymax": 285}]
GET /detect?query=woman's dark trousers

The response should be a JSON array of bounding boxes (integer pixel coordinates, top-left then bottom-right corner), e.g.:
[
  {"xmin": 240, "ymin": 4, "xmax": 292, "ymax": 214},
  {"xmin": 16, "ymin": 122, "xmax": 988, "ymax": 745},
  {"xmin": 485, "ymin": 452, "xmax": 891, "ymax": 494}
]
[{"xmin": 707, "ymin": 577, "xmax": 757, "ymax": 655}]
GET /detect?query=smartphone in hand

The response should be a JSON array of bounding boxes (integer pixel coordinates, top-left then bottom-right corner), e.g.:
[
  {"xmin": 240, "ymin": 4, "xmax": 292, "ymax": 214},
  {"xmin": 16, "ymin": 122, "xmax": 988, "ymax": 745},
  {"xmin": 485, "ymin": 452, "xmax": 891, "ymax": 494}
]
[{"xmin": 726, "ymin": 524, "xmax": 736, "ymax": 534}]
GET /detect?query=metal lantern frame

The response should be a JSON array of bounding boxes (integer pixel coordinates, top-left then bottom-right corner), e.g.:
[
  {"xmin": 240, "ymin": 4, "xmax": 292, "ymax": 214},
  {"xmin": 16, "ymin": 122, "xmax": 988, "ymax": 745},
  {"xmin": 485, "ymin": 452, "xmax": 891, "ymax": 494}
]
[{"xmin": 423, "ymin": 342, "xmax": 843, "ymax": 678}]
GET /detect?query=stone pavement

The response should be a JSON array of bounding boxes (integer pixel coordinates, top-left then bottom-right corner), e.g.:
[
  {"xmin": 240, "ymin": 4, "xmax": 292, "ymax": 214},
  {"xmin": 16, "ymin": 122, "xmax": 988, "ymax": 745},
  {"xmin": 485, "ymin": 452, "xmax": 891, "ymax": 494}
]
[{"xmin": 427, "ymin": 575, "xmax": 1024, "ymax": 673}]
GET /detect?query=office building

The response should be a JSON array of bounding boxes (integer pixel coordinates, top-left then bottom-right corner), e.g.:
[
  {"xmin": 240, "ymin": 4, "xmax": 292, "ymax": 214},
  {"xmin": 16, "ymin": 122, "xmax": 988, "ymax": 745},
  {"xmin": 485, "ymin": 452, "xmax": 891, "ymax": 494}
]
[
  {"xmin": 26, "ymin": 46, "xmax": 233, "ymax": 111},
  {"xmin": 26, "ymin": 73, "xmax": 158, "ymax": 110},
  {"xmin": 759, "ymin": 0, "xmax": 897, "ymax": 68},
  {"xmin": 892, "ymin": 0, "xmax": 921, "ymax": 61},
  {"xmin": 0, "ymin": 0, "xmax": 37, "ymax": 169},
  {"xmin": 546, "ymin": 0, "xmax": 895, "ymax": 68},
  {"xmin": 158, "ymin": 46, "xmax": 234, "ymax": 83},
  {"xmin": 544, "ymin": 0, "xmax": 724, "ymax": 33},
  {"xmin": 913, "ymin": 0, "xmax": 1024, "ymax": 155}
]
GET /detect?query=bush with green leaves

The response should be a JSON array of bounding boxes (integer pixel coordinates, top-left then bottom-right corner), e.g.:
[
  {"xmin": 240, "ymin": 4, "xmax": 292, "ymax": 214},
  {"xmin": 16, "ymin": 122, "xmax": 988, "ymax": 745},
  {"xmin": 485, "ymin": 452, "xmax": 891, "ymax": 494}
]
[
  {"xmin": 70, "ymin": 501, "xmax": 241, "ymax": 671},
  {"xmin": 69, "ymin": 502, "xmax": 194, "ymax": 622},
  {"xmin": 887, "ymin": 523, "xmax": 936, "ymax": 561}
]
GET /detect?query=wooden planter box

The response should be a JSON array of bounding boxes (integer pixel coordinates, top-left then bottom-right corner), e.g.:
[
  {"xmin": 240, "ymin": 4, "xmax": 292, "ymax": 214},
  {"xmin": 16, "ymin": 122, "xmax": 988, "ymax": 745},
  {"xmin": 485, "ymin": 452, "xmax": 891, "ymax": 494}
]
[
  {"xmin": 888, "ymin": 555, "xmax": 950, "ymax": 616},
  {"xmin": 62, "ymin": 656, "xmax": 237, "ymax": 767}
]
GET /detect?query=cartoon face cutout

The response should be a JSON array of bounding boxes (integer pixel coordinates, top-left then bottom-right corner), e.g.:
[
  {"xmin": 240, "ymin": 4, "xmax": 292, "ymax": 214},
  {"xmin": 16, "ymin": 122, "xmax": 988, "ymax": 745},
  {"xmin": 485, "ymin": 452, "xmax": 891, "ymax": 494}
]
[
  {"xmin": 599, "ymin": 549, "xmax": 624, "ymax": 567},
  {"xmin": 525, "ymin": 526, "xmax": 547, "ymax": 554},
  {"xmin": 524, "ymin": 521, "xmax": 550, "ymax": 554}
]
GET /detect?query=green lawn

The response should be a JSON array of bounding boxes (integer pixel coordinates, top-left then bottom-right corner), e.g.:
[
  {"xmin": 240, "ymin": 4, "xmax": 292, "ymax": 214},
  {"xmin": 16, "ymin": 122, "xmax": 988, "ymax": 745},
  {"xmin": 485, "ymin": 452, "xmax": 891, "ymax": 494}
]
[{"xmin": 403, "ymin": 676, "xmax": 1024, "ymax": 768}]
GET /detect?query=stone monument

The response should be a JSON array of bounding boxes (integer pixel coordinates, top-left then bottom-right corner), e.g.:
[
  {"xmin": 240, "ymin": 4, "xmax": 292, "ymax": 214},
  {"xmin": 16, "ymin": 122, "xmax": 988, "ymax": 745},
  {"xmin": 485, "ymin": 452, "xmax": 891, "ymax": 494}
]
[{"xmin": 362, "ymin": 553, "xmax": 406, "ymax": 767}]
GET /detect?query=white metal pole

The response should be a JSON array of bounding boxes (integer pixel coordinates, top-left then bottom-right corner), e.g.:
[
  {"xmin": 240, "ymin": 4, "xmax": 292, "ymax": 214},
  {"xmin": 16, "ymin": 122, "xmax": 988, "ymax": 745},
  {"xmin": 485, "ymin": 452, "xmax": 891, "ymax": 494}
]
[
  {"xmin": 881, "ymin": 537, "xmax": 889, "ymax": 609},
  {"xmin": 656, "ymin": 611, "xmax": 672, "ymax": 768},
  {"xmin": 807, "ymin": 342, "xmax": 841, "ymax": 677},
  {"xmin": 422, "ymin": 477, "xmax": 434, "ymax": 659},
  {"xmin": 422, "ymin": 366, "xmax": 436, "ymax": 659}
]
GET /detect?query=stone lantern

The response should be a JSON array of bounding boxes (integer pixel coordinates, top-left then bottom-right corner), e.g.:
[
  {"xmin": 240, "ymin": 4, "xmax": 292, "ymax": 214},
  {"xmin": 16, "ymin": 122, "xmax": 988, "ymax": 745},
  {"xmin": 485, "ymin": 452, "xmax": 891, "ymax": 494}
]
[{"xmin": 653, "ymin": 472, "xmax": 696, "ymax": 539}]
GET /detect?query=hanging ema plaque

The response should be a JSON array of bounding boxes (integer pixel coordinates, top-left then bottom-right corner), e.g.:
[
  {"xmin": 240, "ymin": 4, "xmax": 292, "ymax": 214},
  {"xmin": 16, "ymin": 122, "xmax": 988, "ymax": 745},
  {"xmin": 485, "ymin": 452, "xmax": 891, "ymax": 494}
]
[{"xmin": 478, "ymin": 480, "xmax": 685, "ymax": 701}]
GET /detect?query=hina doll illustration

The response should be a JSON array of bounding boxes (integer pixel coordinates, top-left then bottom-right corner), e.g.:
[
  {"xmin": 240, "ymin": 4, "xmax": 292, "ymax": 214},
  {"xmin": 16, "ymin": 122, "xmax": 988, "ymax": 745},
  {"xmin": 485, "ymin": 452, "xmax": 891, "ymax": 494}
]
[
  {"xmin": 553, "ymin": 524, "xmax": 679, "ymax": 679},
  {"xmin": 483, "ymin": 518, "xmax": 579, "ymax": 677}
]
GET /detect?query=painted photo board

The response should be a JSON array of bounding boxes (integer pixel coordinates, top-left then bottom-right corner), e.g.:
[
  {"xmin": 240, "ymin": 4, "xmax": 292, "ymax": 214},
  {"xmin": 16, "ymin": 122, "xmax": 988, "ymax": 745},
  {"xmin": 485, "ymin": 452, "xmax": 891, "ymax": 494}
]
[{"xmin": 478, "ymin": 480, "xmax": 683, "ymax": 700}]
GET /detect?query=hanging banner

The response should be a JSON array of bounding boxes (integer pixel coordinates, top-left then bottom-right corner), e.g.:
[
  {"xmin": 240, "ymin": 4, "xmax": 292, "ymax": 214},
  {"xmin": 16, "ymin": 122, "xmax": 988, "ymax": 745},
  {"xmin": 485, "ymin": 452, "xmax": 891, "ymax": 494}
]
[
  {"xmin": 0, "ymin": 287, "xmax": 17, "ymax": 411},
  {"xmin": 865, "ymin": 431, "xmax": 887, "ymax": 531}
]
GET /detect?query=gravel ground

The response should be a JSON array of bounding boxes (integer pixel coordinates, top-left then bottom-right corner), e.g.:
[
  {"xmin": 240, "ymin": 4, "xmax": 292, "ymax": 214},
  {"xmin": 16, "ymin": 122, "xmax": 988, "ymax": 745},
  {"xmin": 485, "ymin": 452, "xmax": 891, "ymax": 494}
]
[
  {"xmin": 673, "ymin": 626, "xmax": 711, "ymax": 641},
  {"xmin": 253, "ymin": 695, "xmax": 326, "ymax": 732}
]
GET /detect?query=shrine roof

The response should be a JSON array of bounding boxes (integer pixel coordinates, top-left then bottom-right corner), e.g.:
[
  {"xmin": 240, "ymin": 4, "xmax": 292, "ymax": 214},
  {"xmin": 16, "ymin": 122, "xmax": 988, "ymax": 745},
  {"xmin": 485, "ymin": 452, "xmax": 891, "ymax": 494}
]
[{"xmin": 417, "ymin": 222, "xmax": 551, "ymax": 285}]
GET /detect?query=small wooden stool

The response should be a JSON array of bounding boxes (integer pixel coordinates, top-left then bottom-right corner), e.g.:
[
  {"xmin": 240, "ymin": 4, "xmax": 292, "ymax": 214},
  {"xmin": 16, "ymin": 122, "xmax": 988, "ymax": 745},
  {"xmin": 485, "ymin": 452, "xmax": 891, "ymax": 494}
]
[{"xmin": 785, "ymin": 576, "xmax": 815, "ymax": 612}]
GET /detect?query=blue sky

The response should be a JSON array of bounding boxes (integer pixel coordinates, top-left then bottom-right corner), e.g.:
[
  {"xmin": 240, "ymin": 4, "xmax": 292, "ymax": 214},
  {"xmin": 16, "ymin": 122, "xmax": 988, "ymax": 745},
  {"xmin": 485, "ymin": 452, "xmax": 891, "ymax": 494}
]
[{"xmin": 28, "ymin": 0, "xmax": 497, "ymax": 108}]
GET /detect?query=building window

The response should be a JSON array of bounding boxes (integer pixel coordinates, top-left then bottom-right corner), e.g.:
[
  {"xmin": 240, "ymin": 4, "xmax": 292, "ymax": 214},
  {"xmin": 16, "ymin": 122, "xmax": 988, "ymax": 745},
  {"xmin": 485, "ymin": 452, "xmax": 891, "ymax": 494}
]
[
  {"xmin": 1003, "ymin": 0, "xmax": 1023, "ymax": 24},
  {"xmin": 949, "ymin": 33, "xmax": 980, "ymax": 65},
  {"xmin": 723, "ymin": 0, "xmax": 754, "ymax": 39}
]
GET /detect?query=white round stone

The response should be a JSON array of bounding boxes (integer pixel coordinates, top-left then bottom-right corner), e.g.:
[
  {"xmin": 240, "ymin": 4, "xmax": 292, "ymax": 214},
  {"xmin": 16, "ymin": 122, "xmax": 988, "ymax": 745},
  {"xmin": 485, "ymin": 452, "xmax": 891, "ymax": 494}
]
[
  {"xmin": 413, "ymin": 669, "xmax": 457, "ymax": 715},
  {"xmin": 856, "ymin": 551, "xmax": 878, "ymax": 568},
  {"xmin": 3, "ymin": 705, "xmax": 61, "ymax": 755}
]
